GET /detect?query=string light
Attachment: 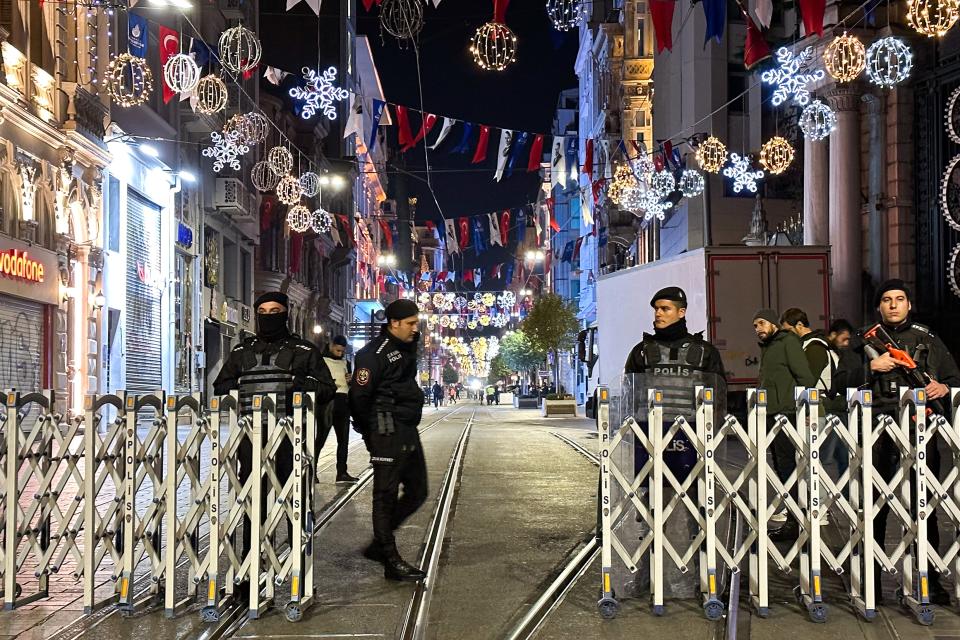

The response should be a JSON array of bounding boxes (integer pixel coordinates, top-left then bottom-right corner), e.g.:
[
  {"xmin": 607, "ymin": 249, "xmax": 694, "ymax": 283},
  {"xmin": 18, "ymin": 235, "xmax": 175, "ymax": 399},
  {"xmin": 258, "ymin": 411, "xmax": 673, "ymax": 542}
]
[
  {"xmin": 865, "ymin": 37, "xmax": 914, "ymax": 87},
  {"xmin": 251, "ymin": 161, "xmax": 279, "ymax": 192},
  {"xmin": 311, "ymin": 208, "xmax": 334, "ymax": 233},
  {"xmin": 299, "ymin": 172, "xmax": 321, "ymax": 197},
  {"xmin": 546, "ymin": 0, "xmax": 584, "ymax": 30},
  {"xmin": 907, "ymin": 0, "xmax": 959, "ymax": 36},
  {"xmin": 947, "ymin": 86, "xmax": 960, "ymax": 144},
  {"xmin": 470, "ymin": 22, "xmax": 518, "ymax": 71},
  {"xmin": 650, "ymin": 169, "xmax": 676, "ymax": 197},
  {"xmin": 760, "ymin": 46, "xmax": 824, "ymax": 107},
  {"xmin": 287, "ymin": 205, "xmax": 312, "ymax": 232},
  {"xmin": 276, "ymin": 174, "xmax": 303, "ymax": 205},
  {"xmin": 722, "ymin": 153, "xmax": 764, "ymax": 194},
  {"xmin": 380, "ymin": 0, "xmax": 425, "ymax": 41},
  {"xmin": 195, "ymin": 74, "xmax": 228, "ymax": 114},
  {"xmin": 695, "ymin": 136, "xmax": 727, "ymax": 173},
  {"xmin": 941, "ymin": 154, "xmax": 960, "ymax": 231},
  {"xmin": 202, "ymin": 130, "xmax": 249, "ymax": 172},
  {"xmin": 268, "ymin": 146, "xmax": 294, "ymax": 174},
  {"xmin": 799, "ymin": 99, "xmax": 837, "ymax": 141},
  {"xmin": 106, "ymin": 53, "xmax": 153, "ymax": 107},
  {"xmin": 948, "ymin": 243, "xmax": 960, "ymax": 299},
  {"xmin": 759, "ymin": 136, "xmax": 795, "ymax": 175},
  {"xmin": 678, "ymin": 169, "xmax": 705, "ymax": 198},
  {"xmin": 289, "ymin": 67, "xmax": 349, "ymax": 120},
  {"xmin": 218, "ymin": 25, "xmax": 262, "ymax": 74},
  {"xmin": 823, "ymin": 32, "xmax": 866, "ymax": 82},
  {"xmin": 163, "ymin": 52, "xmax": 200, "ymax": 94}
]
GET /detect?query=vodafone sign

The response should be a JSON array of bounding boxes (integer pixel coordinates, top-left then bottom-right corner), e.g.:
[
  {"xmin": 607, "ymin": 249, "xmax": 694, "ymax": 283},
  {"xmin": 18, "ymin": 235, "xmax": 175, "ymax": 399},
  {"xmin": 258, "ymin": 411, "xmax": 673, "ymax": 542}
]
[{"xmin": 0, "ymin": 249, "xmax": 45, "ymax": 283}]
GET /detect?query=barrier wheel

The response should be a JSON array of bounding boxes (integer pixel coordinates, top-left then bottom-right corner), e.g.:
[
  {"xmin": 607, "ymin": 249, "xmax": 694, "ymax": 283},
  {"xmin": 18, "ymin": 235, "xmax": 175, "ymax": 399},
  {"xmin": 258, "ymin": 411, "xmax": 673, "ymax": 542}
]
[
  {"xmin": 285, "ymin": 602, "xmax": 303, "ymax": 623},
  {"xmin": 916, "ymin": 605, "xmax": 935, "ymax": 627},
  {"xmin": 756, "ymin": 606, "xmax": 770, "ymax": 618},
  {"xmin": 597, "ymin": 596, "xmax": 620, "ymax": 619},
  {"xmin": 119, "ymin": 605, "xmax": 134, "ymax": 618},
  {"xmin": 862, "ymin": 608, "xmax": 877, "ymax": 622},
  {"xmin": 652, "ymin": 604, "xmax": 665, "ymax": 616},
  {"xmin": 808, "ymin": 603, "xmax": 827, "ymax": 624},
  {"xmin": 704, "ymin": 599, "xmax": 724, "ymax": 621},
  {"xmin": 15, "ymin": 583, "xmax": 22, "ymax": 598},
  {"xmin": 200, "ymin": 606, "xmax": 220, "ymax": 623}
]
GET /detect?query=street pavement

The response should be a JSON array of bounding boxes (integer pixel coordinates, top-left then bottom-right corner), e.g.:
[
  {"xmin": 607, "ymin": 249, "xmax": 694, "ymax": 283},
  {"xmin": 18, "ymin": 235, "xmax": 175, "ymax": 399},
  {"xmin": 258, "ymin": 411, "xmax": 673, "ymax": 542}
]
[{"xmin": 5, "ymin": 400, "xmax": 960, "ymax": 639}]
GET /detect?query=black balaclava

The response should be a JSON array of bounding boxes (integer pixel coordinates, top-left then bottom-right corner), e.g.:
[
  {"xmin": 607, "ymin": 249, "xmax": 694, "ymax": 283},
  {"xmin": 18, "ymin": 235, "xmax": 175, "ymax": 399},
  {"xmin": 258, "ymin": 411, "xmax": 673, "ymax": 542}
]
[{"xmin": 254, "ymin": 291, "xmax": 290, "ymax": 342}]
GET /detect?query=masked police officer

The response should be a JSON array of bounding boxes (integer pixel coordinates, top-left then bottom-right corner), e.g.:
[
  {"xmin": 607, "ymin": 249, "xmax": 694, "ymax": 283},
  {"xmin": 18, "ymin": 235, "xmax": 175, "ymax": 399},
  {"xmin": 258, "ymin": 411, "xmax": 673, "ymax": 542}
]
[
  {"xmin": 213, "ymin": 291, "xmax": 337, "ymax": 586},
  {"xmin": 349, "ymin": 299, "xmax": 428, "ymax": 582}
]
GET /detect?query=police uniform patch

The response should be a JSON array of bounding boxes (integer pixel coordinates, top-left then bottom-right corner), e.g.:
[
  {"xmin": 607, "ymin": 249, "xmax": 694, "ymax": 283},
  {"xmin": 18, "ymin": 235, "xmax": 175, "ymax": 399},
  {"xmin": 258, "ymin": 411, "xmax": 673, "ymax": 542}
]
[{"xmin": 356, "ymin": 368, "xmax": 371, "ymax": 385}]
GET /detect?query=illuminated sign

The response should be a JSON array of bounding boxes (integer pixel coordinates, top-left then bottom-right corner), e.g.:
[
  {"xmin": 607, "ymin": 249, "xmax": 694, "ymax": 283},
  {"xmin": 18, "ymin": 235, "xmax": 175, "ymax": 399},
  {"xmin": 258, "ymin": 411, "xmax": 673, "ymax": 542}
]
[{"xmin": 0, "ymin": 249, "xmax": 45, "ymax": 283}]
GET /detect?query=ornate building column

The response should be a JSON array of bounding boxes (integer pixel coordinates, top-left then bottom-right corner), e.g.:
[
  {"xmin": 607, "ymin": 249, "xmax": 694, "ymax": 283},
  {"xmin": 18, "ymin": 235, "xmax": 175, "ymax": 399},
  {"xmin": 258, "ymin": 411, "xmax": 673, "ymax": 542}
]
[
  {"xmin": 803, "ymin": 136, "xmax": 830, "ymax": 245},
  {"xmin": 826, "ymin": 85, "xmax": 862, "ymax": 324}
]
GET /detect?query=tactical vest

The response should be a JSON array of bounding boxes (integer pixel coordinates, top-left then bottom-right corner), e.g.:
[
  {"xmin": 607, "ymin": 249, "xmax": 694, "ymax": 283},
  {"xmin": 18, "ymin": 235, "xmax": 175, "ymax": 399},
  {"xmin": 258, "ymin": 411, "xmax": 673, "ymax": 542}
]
[
  {"xmin": 639, "ymin": 337, "xmax": 709, "ymax": 423},
  {"xmin": 236, "ymin": 338, "xmax": 299, "ymax": 416}
]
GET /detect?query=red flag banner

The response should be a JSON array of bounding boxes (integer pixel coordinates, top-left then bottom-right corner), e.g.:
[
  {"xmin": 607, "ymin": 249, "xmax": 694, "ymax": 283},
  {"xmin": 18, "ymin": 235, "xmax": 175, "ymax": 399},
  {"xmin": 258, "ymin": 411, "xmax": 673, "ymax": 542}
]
[
  {"xmin": 458, "ymin": 217, "xmax": 470, "ymax": 249},
  {"xmin": 337, "ymin": 214, "xmax": 353, "ymax": 242},
  {"xmin": 379, "ymin": 219, "xmax": 393, "ymax": 249},
  {"xmin": 582, "ymin": 138, "xmax": 594, "ymax": 182},
  {"xmin": 493, "ymin": 0, "xmax": 511, "ymax": 23},
  {"xmin": 527, "ymin": 134, "xmax": 544, "ymax": 172},
  {"xmin": 743, "ymin": 13, "xmax": 772, "ymax": 69},
  {"xmin": 159, "ymin": 26, "xmax": 179, "ymax": 104},
  {"xmin": 549, "ymin": 216, "xmax": 561, "ymax": 233},
  {"xmin": 406, "ymin": 113, "xmax": 438, "ymax": 151},
  {"xmin": 471, "ymin": 125, "xmax": 491, "ymax": 164},
  {"xmin": 799, "ymin": 0, "xmax": 826, "ymax": 36},
  {"xmin": 499, "ymin": 211, "xmax": 511, "ymax": 245},
  {"xmin": 650, "ymin": 0, "xmax": 676, "ymax": 53},
  {"xmin": 395, "ymin": 105, "xmax": 414, "ymax": 148}
]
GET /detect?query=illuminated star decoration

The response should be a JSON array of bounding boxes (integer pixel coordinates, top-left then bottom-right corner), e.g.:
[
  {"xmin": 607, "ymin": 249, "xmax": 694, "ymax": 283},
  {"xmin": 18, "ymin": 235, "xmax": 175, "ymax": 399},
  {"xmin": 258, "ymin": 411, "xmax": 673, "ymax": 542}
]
[
  {"xmin": 289, "ymin": 66, "xmax": 350, "ymax": 121},
  {"xmin": 202, "ymin": 129, "xmax": 249, "ymax": 172},
  {"xmin": 760, "ymin": 46, "xmax": 826, "ymax": 107},
  {"xmin": 723, "ymin": 153, "xmax": 765, "ymax": 193}
]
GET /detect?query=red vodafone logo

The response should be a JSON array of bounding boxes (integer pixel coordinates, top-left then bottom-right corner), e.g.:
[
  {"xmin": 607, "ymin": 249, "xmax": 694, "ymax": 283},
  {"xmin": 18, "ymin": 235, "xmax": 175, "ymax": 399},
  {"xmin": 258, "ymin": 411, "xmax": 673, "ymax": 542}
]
[{"xmin": 0, "ymin": 249, "xmax": 45, "ymax": 283}]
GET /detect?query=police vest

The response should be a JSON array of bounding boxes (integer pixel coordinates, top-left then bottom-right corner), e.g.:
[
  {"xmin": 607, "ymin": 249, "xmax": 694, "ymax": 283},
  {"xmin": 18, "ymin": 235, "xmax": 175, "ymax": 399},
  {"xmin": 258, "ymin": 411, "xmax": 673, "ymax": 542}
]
[
  {"xmin": 639, "ymin": 336, "xmax": 710, "ymax": 425},
  {"xmin": 235, "ymin": 337, "xmax": 305, "ymax": 416}
]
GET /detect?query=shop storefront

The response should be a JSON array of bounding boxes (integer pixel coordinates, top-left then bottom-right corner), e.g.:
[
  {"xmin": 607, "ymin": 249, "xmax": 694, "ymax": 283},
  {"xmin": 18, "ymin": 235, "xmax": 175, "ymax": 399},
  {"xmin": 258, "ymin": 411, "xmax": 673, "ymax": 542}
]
[{"xmin": 124, "ymin": 192, "xmax": 164, "ymax": 397}]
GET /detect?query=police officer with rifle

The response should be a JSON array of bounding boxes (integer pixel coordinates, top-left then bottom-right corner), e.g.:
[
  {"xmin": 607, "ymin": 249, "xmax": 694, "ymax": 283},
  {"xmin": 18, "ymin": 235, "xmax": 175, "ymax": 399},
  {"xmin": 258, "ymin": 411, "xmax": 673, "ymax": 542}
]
[{"xmin": 862, "ymin": 279, "xmax": 960, "ymax": 604}]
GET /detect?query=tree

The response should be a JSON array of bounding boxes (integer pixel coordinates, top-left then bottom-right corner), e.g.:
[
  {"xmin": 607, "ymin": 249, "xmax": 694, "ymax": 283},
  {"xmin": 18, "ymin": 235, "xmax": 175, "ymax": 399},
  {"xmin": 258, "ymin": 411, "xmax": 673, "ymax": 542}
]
[
  {"xmin": 441, "ymin": 363, "xmax": 459, "ymax": 385},
  {"xmin": 488, "ymin": 354, "xmax": 512, "ymax": 383},
  {"xmin": 499, "ymin": 330, "xmax": 546, "ymax": 390},
  {"xmin": 521, "ymin": 293, "xmax": 580, "ymax": 392}
]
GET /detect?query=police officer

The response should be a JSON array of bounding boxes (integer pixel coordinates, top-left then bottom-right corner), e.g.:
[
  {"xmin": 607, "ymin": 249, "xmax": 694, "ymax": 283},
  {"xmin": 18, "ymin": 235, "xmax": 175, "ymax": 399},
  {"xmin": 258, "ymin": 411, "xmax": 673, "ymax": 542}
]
[
  {"xmin": 623, "ymin": 287, "xmax": 725, "ymax": 478},
  {"xmin": 349, "ymin": 299, "xmax": 428, "ymax": 582},
  {"xmin": 213, "ymin": 291, "xmax": 337, "ymax": 580},
  {"xmin": 862, "ymin": 279, "xmax": 960, "ymax": 604}
]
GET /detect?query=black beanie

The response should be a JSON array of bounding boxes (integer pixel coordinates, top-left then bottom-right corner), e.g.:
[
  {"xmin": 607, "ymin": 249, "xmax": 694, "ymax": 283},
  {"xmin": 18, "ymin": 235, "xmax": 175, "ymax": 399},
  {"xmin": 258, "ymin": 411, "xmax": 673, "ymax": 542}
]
[
  {"xmin": 874, "ymin": 279, "xmax": 910, "ymax": 307},
  {"xmin": 332, "ymin": 335, "xmax": 348, "ymax": 346},
  {"xmin": 254, "ymin": 291, "xmax": 289, "ymax": 310},
  {"xmin": 385, "ymin": 299, "xmax": 419, "ymax": 320},
  {"xmin": 753, "ymin": 308, "xmax": 780, "ymax": 325}
]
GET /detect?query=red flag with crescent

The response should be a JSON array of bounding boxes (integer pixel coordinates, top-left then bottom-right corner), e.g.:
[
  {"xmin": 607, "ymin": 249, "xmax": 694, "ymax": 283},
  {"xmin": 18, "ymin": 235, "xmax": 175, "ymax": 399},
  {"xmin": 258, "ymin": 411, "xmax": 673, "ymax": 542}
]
[
  {"xmin": 499, "ymin": 210, "xmax": 510, "ymax": 245},
  {"xmin": 458, "ymin": 217, "xmax": 469, "ymax": 250},
  {"xmin": 159, "ymin": 26, "xmax": 179, "ymax": 104}
]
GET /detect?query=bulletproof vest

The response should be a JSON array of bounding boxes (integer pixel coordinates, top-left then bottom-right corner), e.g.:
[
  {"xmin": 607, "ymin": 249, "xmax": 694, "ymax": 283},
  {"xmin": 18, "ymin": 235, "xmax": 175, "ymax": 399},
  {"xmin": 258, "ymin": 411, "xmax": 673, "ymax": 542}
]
[
  {"xmin": 236, "ymin": 338, "xmax": 298, "ymax": 416},
  {"xmin": 640, "ymin": 337, "xmax": 709, "ymax": 424}
]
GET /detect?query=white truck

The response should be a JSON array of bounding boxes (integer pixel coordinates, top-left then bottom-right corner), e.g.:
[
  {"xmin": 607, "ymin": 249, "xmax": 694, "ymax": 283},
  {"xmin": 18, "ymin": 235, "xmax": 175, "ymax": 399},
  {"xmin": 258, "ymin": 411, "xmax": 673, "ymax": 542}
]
[{"xmin": 588, "ymin": 246, "xmax": 831, "ymax": 391}]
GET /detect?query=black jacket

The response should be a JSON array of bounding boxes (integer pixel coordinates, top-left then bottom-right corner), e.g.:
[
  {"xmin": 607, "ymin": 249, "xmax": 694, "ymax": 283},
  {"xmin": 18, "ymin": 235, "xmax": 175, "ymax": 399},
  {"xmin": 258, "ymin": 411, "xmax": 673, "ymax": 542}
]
[
  {"xmin": 349, "ymin": 327, "xmax": 423, "ymax": 434},
  {"xmin": 624, "ymin": 330, "xmax": 726, "ymax": 378},
  {"xmin": 212, "ymin": 332, "xmax": 337, "ymax": 414},
  {"xmin": 860, "ymin": 320, "xmax": 960, "ymax": 414}
]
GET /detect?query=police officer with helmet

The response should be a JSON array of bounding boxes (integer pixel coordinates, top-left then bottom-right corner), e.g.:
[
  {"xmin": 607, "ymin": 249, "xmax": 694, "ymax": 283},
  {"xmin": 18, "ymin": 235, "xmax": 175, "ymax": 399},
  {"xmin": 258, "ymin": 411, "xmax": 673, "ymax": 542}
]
[
  {"xmin": 349, "ymin": 298, "xmax": 428, "ymax": 582},
  {"xmin": 213, "ymin": 291, "xmax": 337, "ymax": 579}
]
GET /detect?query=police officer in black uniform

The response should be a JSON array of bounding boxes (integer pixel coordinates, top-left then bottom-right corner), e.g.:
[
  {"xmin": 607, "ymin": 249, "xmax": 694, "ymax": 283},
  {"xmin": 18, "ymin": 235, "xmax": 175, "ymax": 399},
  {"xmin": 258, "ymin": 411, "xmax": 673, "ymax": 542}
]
[
  {"xmin": 624, "ymin": 287, "xmax": 726, "ymax": 477},
  {"xmin": 862, "ymin": 279, "xmax": 960, "ymax": 604},
  {"xmin": 213, "ymin": 291, "xmax": 337, "ymax": 576},
  {"xmin": 349, "ymin": 299, "xmax": 428, "ymax": 582}
]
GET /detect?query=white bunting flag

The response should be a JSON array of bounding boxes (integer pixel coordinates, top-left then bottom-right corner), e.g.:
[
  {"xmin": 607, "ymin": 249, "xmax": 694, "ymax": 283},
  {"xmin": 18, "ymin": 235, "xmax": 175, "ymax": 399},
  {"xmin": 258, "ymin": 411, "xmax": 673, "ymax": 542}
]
[
  {"xmin": 600, "ymin": 140, "xmax": 613, "ymax": 179},
  {"xmin": 287, "ymin": 0, "xmax": 322, "ymax": 14},
  {"xmin": 550, "ymin": 137, "xmax": 566, "ymax": 188},
  {"xmin": 534, "ymin": 212, "xmax": 543, "ymax": 243},
  {"xmin": 444, "ymin": 219, "xmax": 459, "ymax": 255},
  {"xmin": 755, "ymin": 0, "xmax": 773, "ymax": 28},
  {"xmin": 494, "ymin": 129, "xmax": 514, "ymax": 182},
  {"xmin": 581, "ymin": 190, "xmax": 594, "ymax": 226},
  {"xmin": 263, "ymin": 66, "xmax": 290, "ymax": 86},
  {"xmin": 488, "ymin": 213, "xmax": 502, "ymax": 246},
  {"xmin": 343, "ymin": 95, "xmax": 363, "ymax": 140},
  {"xmin": 428, "ymin": 117, "xmax": 456, "ymax": 149}
]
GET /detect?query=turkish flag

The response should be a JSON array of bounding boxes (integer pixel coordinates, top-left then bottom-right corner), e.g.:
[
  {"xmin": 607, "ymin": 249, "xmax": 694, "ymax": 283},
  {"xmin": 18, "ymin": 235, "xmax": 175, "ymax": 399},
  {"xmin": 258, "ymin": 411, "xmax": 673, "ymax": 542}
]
[
  {"xmin": 159, "ymin": 26, "xmax": 179, "ymax": 104},
  {"xmin": 458, "ymin": 218, "xmax": 469, "ymax": 250},
  {"xmin": 743, "ymin": 14, "xmax": 772, "ymax": 69}
]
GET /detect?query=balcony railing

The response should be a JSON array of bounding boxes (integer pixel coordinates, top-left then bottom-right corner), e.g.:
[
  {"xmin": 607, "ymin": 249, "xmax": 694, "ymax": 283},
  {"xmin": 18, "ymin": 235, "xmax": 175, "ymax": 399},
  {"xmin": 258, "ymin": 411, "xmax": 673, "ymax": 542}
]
[{"xmin": 62, "ymin": 83, "xmax": 108, "ymax": 141}]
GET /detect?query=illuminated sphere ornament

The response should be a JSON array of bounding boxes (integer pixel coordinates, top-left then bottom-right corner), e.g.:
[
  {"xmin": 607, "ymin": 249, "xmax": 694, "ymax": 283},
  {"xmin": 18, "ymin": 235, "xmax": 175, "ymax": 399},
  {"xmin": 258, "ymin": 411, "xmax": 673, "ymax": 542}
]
[
  {"xmin": 759, "ymin": 136, "xmax": 795, "ymax": 175},
  {"xmin": 218, "ymin": 25, "xmax": 262, "ymax": 74},
  {"xmin": 299, "ymin": 172, "xmax": 321, "ymax": 197},
  {"xmin": 251, "ymin": 161, "xmax": 279, "ymax": 192},
  {"xmin": 799, "ymin": 99, "xmax": 837, "ymax": 141},
  {"xmin": 195, "ymin": 75, "xmax": 228, "ymax": 115},
  {"xmin": 865, "ymin": 37, "xmax": 914, "ymax": 87},
  {"xmin": 106, "ymin": 53, "xmax": 153, "ymax": 107},
  {"xmin": 823, "ymin": 32, "xmax": 865, "ymax": 82},
  {"xmin": 268, "ymin": 146, "xmax": 294, "ymax": 175},
  {"xmin": 608, "ymin": 163, "xmax": 637, "ymax": 204},
  {"xmin": 276, "ymin": 175, "xmax": 303, "ymax": 205},
  {"xmin": 163, "ymin": 53, "xmax": 200, "ymax": 94},
  {"xmin": 380, "ymin": 0, "xmax": 424, "ymax": 41},
  {"xmin": 310, "ymin": 208, "xmax": 333, "ymax": 234},
  {"xmin": 286, "ymin": 205, "xmax": 311, "ymax": 233},
  {"xmin": 470, "ymin": 22, "xmax": 518, "ymax": 71},
  {"xmin": 651, "ymin": 170, "xmax": 676, "ymax": 197},
  {"xmin": 546, "ymin": 0, "xmax": 584, "ymax": 31},
  {"xmin": 947, "ymin": 86, "xmax": 960, "ymax": 144},
  {"xmin": 695, "ymin": 136, "xmax": 727, "ymax": 174},
  {"xmin": 907, "ymin": 0, "xmax": 959, "ymax": 36},
  {"xmin": 244, "ymin": 113, "xmax": 270, "ymax": 144},
  {"xmin": 678, "ymin": 169, "xmax": 705, "ymax": 198}
]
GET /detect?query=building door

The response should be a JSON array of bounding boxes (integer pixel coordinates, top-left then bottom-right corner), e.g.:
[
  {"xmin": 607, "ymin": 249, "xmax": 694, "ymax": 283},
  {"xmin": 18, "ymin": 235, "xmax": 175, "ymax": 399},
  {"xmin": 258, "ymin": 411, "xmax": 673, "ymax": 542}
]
[
  {"xmin": 125, "ymin": 192, "xmax": 163, "ymax": 397},
  {"xmin": 0, "ymin": 295, "xmax": 46, "ymax": 394}
]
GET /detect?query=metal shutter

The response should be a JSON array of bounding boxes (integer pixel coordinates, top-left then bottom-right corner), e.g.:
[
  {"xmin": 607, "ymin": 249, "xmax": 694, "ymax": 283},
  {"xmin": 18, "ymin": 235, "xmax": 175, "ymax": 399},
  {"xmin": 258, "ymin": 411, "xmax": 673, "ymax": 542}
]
[
  {"xmin": 125, "ymin": 192, "xmax": 163, "ymax": 397},
  {"xmin": 0, "ymin": 296, "xmax": 45, "ymax": 394}
]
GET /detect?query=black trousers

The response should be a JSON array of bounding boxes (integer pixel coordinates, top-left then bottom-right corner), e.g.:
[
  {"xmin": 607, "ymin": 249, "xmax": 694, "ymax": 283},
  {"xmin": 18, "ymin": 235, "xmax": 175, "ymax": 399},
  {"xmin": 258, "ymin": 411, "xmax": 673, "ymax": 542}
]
[
  {"xmin": 237, "ymin": 431, "xmax": 293, "ymax": 558},
  {"xmin": 317, "ymin": 394, "xmax": 350, "ymax": 475},
  {"xmin": 366, "ymin": 430, "xmax": 428, "ymax": 552}
]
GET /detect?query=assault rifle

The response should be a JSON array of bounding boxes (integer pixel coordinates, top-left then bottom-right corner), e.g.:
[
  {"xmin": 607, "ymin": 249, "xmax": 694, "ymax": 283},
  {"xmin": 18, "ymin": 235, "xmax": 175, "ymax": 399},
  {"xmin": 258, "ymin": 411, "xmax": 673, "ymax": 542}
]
[{"xmin": 863, "ymin": 323, "xmax": 945, "ymax": 415}]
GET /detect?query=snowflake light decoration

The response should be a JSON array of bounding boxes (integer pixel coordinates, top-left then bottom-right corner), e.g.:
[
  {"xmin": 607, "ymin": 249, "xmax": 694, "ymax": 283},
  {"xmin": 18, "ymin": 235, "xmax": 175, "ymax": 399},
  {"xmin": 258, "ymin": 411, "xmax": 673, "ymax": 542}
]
[
  {"xmin": 723, "ymin": 153, "xmax": 764, "ymax": 194},
  {"xmin": 799, "ymin": 99, "xmax": 837, "ymax": 141},
  {"xmin": 202, "ymin": 130, "xmax": 249, "ymax": 172},
  {"xmin": 289, "ymin": 66, "xmax": 350, "ymax": 121},
  {"xmin": 492, "ymin": 313, "xmax": 509, "ymax": 328},
  {"xmin": 497, "ymin": 291, "xmax": 516, "ymax": 307},
  {"xmin": 760, "ymin": 47, "xmax": 825, "ymax": 107},
  {"xmin": 310, "ymin": 208, "xmax": 333, "ymax": 233},
  {"xmin": 637, "ymin": 189, "xmax": 673, "ymax": 221},
  {"xmin": 679, "ymin": 169, "xmax": 705, "ymax": 198},
  {"xmin": 418, "ymin": 292, "xmax": 431, "ymax": 306}
]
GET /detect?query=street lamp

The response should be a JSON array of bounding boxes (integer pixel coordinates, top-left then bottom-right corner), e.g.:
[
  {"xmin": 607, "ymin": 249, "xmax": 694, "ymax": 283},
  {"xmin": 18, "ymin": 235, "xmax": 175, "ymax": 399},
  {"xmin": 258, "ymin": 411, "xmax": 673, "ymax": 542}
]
[
  {"xmin": 313, "ymin": 324, "xmax": 323, "ymax": 335},
  {"xmin": 93, "ymin": 290, "xmax": 106, "ymax": 310},
  {"xmin": 378, "ymin": 254, "xmax": 397, "ymax": 268}
]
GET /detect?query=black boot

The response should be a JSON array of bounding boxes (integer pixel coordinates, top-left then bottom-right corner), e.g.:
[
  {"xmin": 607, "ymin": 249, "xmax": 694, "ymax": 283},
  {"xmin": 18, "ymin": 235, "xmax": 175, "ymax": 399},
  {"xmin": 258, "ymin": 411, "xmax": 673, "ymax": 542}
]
[
  {"xmin": 362, "ymin": 540, "xmax": 384, "ymax": 562},
  {"xmin": 930, "ymin": 573, "xmax": 951, "ymax": 606},
  {"xmin": 383, "ymin": 548, "xmax": 426, "ymax": 582},
  {"xmin": 336, "ymin": 472, "xmax": 359, "ymax": 484}
]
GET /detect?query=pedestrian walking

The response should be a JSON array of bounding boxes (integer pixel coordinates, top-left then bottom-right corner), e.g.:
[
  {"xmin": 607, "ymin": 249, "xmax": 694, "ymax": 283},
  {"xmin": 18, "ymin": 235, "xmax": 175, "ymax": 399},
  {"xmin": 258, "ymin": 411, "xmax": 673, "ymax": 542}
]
[
  {"xmin": 212, "ymin": 291, "xmax": 337, "ymax": 595},
  {"xmin": 349, "ymin": 299, "xmax": 428, "ymax": 582},
  {"xmin": 320, "ymin": 335, "xmax": 359, "ymax": 484},
  {"xmin": 448, "ymin": 385, "xmax": 457, "ymax": 404},
  {"xmin": 431, "ymin": 381, "xmax": 443, "ymax": 408}
]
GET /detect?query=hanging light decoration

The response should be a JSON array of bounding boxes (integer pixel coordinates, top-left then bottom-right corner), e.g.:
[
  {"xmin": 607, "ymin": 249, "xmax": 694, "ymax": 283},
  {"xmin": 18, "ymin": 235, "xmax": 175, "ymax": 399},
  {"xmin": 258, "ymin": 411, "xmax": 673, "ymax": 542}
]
[
  {"xmin": 759, "ymin": 136, "xmax": 795, "ymax": 175},
  {"xmin": 799, "ymin": 99, "xmax": 837, "ymax": 141},
  {"xmin": 865, "ymin": 37, "xmax": 914, "ymax": 87},
  {"xmin": 650, "ymin": 170, "xmax": 676, "ymax": 198},
  {"xmin": 286, "ymin": 205, "xmax": 311, "ymax": 233},
  {"xmin": 471, "ymin": 0, "xmax": 518, "ymax": 71},
  {"xmin": 245, "ymin": 113, "xmax": 270, "ymax": 144},
  {"xmin": 695, "ymin": 136, "xmax": 727, "ymax": 174},
  {"xmin": 106, "ymin": 53, "xmax": 153, "ymax": 107},
  {"xmin": 907, "ymin": 0, "xmax": 959, "ymax": 36},
  {"xmin": 276, "ymin": 175, "xmax": 303, "ymax": 205},
  {"xmin": 310, "ymin": 208, "xmax": 334, "ymax": 233},
  {"xmin": 947, "ymin": 86, "xmax": 960, "ymax": 144},
  {"xmin": 678, "ymin": 169, "xmax": 705, "ymax": 198},
  {"xmin": 194, "ymin": 74, "xmax": 228, "ymax": 115},
  {"xmin": 299, "ymin": 171, "xmax": 321, "ymax": 197},
  {"xmin": 621, "ymin": 185, "xmax": 645, "ymax": 211},
  {"xmin": 163, "ymin": 52, "xmax": 201, "ymax": 95},
  {"xmin": 823, "ymin": 32, "xmax": 866, "ymax": 82},
  {"xmin": 608, "ymin": 163, "xmax": 637, "ymax": 204},
  {"xmin": 380, "ymin": 0, "xmax": 425, "ymax": 42},
  {"xmin": 251, "ymin": 161, "xmax": 279, "ymax": 192},
  {"xmin": 546, "ymin": 0, "xmax": 584, "ymax": 31},
  {"xmin": 722, "ymin": 153, "xmax": 765, "ymax": 194},
  {"xmin": 218, "ymin": 25, "xmax": 262, "ymax": 74},
  {"xmin": 268, "ymin": 146, "xmax": 294, "ymax": 175}
]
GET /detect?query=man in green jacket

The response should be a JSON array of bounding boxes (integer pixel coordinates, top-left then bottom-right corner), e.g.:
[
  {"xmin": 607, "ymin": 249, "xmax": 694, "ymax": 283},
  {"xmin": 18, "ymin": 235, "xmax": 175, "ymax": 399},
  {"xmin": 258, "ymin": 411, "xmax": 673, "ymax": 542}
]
[{"xmin": 753, "ymin": 308, "xmax": 817, "ymax": 541}]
